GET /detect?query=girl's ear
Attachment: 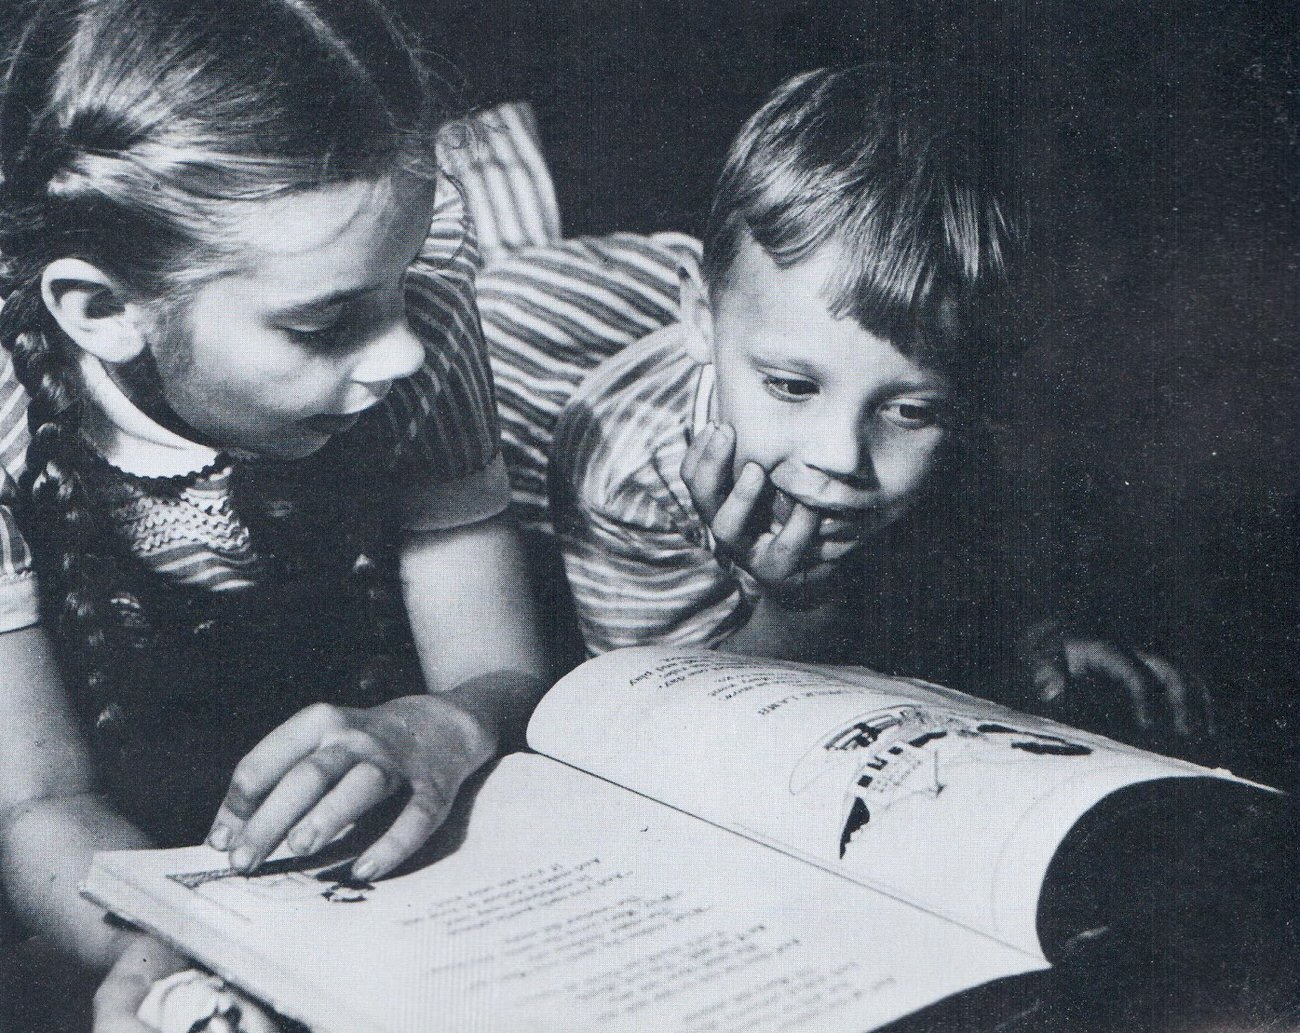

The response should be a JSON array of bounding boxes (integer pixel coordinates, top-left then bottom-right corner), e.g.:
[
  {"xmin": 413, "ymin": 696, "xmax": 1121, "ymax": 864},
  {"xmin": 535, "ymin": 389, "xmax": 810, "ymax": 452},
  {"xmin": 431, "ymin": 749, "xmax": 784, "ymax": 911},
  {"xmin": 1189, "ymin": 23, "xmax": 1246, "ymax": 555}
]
[
  {"xmin": 40, "ymin": 258, "xmax": 148, "ymax": 363},
  {"xmin": 677, "ymin": 260, "xmax": 715, "ymax": 365}
]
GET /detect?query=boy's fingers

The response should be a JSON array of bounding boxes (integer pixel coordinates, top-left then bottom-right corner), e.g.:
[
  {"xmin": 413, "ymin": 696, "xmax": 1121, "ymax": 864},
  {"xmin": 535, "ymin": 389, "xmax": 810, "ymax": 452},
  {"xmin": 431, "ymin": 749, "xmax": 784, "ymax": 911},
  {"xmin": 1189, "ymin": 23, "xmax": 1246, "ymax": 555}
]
[
  {"xmin": 1190, "ymin": 672, "xmax": 1217, "ymax": 740},
  {"xmin": 815, "ymin": 537, "xmax": 860, "ymax": 563},
  {"xmin": 759, "ymin": 501, "xmax": 820, "ymax": 580},
  {"xmin": 684, "ymin": 423, "xmax": 736, "ymax": 522},
  {"xmin": 1065, "ymin": 641, "xmax": 1156, "ymax": 732},
  {"xmin": 1134, "ymin": 649, "xmax": 1195, "ymax": 737},
  {"xmin": 353, "ymin": 785, "xmax": 452, "ymax": 880},
  {"xmin": 710, "ymin": 462, "xmax": 766, "ymax": 545},
  {"xmin": 680, "ymin": 420, "xmax": 715, "ymax": 486}
]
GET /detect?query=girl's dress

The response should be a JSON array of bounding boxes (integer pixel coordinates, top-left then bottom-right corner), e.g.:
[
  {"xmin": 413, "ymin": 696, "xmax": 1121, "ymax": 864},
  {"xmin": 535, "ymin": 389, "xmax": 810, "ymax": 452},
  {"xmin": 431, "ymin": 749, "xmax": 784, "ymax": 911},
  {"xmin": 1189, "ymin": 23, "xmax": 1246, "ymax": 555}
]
[{"xmin": 0, "ymin": 173, "xmax": 511, "ymax": 846}]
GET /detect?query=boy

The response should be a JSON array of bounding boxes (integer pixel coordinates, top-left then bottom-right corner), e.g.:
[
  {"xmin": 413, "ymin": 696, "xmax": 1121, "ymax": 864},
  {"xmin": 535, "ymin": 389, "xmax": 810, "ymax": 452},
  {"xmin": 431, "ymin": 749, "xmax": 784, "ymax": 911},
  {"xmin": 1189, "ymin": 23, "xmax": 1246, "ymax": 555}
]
[{"xmin": 542, "ymin": 66, "xmax": 1208, "ymax": 743}]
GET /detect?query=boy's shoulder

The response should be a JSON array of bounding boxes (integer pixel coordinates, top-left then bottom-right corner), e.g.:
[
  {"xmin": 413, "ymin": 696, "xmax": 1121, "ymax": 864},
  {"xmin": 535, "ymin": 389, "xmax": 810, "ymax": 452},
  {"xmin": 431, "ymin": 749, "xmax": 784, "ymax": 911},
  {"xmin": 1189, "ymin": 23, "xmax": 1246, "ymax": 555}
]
[{"xmin": 554, "ymin": 322, "xmax": 705, "ymax": 517}]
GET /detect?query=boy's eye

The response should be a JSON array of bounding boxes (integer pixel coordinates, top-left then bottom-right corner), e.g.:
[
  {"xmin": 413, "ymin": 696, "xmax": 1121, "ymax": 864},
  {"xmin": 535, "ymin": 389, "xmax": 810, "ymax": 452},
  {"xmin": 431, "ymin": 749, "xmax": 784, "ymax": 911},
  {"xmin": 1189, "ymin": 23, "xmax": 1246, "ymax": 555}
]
[
  {"xmin": 762, "ymin": 374, "xmax": 819, "ymax": 402},
  {"xmin": 880, "ymin": 399, "xmax": 941, "ymax": 429}
]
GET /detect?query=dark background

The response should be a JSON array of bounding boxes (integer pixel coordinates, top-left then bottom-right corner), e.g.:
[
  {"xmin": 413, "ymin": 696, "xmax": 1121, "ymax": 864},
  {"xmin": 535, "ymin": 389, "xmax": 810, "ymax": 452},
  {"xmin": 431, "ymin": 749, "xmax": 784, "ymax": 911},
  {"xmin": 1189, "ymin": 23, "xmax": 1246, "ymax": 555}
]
[{"xmin": 401, "ymin": 0, "xmax": 1297, "ymax": 791}]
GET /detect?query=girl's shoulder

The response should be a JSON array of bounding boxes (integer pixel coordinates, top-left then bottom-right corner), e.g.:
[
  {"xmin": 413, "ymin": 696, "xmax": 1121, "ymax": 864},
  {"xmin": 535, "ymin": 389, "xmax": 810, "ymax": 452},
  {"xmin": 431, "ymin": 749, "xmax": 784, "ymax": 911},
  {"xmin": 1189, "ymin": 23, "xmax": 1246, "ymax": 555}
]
[{"xmin": 0, "ymin": 351, "xmax": 31, "ymax": 482}]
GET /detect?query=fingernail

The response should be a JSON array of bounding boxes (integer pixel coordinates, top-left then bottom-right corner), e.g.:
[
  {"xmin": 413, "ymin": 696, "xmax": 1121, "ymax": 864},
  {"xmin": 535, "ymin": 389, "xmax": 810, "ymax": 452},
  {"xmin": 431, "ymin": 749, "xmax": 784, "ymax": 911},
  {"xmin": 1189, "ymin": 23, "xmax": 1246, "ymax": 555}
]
[
  {"xmin": 353, "ymin": 858, "xmax": 378, "ymax": 881},
  {"xmin": 288, "ymin": 827, "xmax": 317, "ymax": 856},
  {"xmin": 740, "ymin": 462, "xmax": 763, "ymax": 485},
  {"xmin": 208, "ymin": 824, "xmax": 232, "ymax": 851},
  {"xmin": 231, "ymin": 846, "xmax": 255, "ymax": 872}
]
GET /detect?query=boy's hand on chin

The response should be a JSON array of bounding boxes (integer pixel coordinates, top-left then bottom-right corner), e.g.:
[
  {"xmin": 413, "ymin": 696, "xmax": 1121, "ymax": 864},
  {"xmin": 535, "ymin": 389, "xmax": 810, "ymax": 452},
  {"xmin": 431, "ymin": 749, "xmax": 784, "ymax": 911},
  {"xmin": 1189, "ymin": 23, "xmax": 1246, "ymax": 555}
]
[
  {"xmin": 1019, "ymin": 621, "xmax": 1217, "ymax": 755},
  {"xmin": 684, "ymin": 422, "xmax": 830, "ymax": 593},
  {"xmin": 206, "ymin": 694, "xmax": 496, "ymax": 882}
]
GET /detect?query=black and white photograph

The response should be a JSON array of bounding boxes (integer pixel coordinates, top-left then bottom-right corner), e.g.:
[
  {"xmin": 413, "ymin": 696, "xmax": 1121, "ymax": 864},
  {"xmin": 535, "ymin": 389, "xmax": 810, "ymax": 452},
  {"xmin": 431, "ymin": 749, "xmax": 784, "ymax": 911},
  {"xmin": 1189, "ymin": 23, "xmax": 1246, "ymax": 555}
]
[{"xmin": 0, "ymin": 1, "xmax": 1295, "ymax": 1030}]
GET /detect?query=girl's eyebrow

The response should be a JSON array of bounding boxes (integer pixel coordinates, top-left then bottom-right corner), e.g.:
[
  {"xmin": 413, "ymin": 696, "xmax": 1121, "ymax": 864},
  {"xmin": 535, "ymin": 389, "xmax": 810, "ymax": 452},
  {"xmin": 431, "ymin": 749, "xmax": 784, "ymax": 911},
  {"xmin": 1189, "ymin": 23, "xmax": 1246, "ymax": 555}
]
[{"xmin": 273, "ymin": 285, "xmax": 378, "ymax": 320}]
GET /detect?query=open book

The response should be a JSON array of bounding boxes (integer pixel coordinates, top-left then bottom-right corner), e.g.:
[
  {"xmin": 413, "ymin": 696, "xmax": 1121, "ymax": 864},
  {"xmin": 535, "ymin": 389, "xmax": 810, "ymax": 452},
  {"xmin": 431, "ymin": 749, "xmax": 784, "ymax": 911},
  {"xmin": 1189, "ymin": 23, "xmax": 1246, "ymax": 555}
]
[{"xmin": 83, "ymin": 646, "xmax": 1254, "ymax": 1033}]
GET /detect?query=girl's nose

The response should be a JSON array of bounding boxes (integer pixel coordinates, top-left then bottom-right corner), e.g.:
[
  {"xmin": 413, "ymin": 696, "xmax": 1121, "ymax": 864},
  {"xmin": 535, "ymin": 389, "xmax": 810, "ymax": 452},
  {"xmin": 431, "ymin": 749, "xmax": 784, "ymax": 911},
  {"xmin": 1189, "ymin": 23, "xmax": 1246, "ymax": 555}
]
[{"xmin": 351, "ymin": 318, "xmax": 424, "ymax": 385}]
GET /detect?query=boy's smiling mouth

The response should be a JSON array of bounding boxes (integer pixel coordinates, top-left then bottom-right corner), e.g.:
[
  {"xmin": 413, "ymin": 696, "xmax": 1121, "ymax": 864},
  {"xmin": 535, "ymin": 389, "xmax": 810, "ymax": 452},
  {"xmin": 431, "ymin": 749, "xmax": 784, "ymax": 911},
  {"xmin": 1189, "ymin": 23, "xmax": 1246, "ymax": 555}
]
[{"xmin": 769, "ymin": 487, "xmax": 880, "ymax": 539}]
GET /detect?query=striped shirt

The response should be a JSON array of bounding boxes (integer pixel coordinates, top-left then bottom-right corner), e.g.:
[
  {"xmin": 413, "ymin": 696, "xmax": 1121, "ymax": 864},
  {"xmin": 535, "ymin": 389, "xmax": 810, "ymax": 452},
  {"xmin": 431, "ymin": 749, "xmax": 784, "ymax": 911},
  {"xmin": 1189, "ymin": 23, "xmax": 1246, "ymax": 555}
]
[
  {"xmin": 550, "ymin": 323, "xmax": 762, "ymax": 653},
  {"xmin": 479, "ymin": 230, "xmax": 700, "ymax": 531},
  {"xmin": 0, "ymin": 170, "xmax": 508, "ymax": 632}
]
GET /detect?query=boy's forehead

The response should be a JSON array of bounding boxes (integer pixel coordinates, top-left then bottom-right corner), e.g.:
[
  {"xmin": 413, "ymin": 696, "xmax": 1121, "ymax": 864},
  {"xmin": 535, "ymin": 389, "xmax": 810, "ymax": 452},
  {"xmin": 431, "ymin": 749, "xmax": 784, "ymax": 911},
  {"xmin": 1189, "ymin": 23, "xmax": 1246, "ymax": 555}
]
[{"xmin": 715, "ymin": 235, "xmax": 962, "ymax": 376}]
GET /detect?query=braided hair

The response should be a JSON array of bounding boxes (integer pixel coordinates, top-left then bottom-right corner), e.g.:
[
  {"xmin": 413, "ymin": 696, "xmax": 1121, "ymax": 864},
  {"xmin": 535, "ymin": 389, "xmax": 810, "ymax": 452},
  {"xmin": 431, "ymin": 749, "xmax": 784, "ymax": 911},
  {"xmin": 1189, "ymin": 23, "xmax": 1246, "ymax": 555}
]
[{"xmin": 0, "ymin": 0, "xmax": 453, "ymax": 728}]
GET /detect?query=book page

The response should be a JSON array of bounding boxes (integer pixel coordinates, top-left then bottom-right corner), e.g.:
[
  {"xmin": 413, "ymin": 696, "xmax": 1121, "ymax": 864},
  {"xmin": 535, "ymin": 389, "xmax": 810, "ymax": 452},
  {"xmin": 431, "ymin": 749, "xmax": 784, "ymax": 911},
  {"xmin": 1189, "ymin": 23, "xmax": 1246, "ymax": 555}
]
[
  {"xmin": 85, "ymin": 754, "xmax": 1040, "ymax": 1033},
  {"xmin": 527, "ymin": 646, "xmax": 1249, "ymax": 953}
]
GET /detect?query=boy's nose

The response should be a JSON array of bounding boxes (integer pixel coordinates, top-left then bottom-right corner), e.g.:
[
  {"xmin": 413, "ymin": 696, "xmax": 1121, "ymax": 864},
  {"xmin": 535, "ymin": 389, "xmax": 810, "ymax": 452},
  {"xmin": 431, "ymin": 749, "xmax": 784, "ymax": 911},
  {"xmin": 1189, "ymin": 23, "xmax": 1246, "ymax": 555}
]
[
  {"xmin": 807, "ymin": 418, "xmax": 873, "ymax": 484},
  {"xmin": 351, "ymin": 318, "xmax": 424, "ymax": 385}
]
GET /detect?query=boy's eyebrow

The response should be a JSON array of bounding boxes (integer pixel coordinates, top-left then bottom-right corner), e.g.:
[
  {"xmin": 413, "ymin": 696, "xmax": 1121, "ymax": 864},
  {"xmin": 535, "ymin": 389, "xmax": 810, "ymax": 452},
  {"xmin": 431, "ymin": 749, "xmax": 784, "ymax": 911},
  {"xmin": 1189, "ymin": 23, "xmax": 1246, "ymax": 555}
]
[{"xmin": 748, "ymin": 351, "xmax": 824, "ymax": 377}]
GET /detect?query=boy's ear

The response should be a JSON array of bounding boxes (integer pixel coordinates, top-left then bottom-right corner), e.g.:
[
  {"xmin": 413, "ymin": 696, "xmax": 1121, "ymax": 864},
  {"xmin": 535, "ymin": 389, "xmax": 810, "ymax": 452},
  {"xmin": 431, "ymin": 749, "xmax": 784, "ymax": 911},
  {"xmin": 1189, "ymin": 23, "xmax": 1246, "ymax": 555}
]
[
  {"xmin": 677, "ymin": 260, "xmax": 714, "ymax": 365},
  {"xmin": 40, "ymin": 258, "xmax": 148, "ymax": 363}
]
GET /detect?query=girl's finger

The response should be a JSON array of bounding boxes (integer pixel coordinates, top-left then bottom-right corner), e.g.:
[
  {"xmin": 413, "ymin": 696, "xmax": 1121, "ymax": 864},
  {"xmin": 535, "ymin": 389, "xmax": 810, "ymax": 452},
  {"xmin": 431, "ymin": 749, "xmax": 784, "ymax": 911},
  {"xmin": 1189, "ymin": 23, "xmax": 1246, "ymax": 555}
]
[
  {"xmin": 229, "ymin": 735, "xmax": 387, "ymax": 871},
  {"xmin": 94, "ymin": 936, "xmax": 188, "ymax": 1033},
  {"xmin": 217, "ymin": 703, "xmax": 350, "ymax": 823},
  {"xmin": 710, "ymin": 461, "xmax": 766, "ymax": 545},
  {"xmin": 758, "ymin": 501, "xmax": 820, "ymax": 580},
  {"xmin": 285, "ymin": 760, "xmax": 399, "ymax": 862},
  {"xmin": 352, "ymin": 783, "xmax": 453, "ymax": 880},
  {"xmin": 684, "ymin": 423, "xmax": 736, "ymax": 522}
]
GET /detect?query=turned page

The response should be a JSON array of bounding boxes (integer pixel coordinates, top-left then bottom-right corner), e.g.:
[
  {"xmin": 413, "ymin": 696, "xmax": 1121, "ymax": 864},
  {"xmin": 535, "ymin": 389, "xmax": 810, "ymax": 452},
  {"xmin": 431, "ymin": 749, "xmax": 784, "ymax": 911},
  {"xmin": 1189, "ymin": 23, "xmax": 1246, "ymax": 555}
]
[{"xmin": 527, "ymin": 646, "xmax": 1241, "ymax": 953}]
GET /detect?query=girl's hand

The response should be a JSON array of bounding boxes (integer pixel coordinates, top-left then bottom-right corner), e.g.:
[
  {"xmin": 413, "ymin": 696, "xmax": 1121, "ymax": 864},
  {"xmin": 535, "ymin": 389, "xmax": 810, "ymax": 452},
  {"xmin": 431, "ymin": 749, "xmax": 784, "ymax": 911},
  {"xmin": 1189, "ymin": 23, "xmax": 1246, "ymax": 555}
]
[
  {"xmin": 683, "ymin": 422, "xmax": 845, "ymax": 596},
  {"xmin": 207, "ymin": 694, "xmax": 495, "ymax": 881},
  {"xmin": 1020, "ymin": 622, "xmax": 1216, "ymax": 750},
  {"xmin": 94, "ymin": 931, "xmax": 186, "ymax": 1033}
]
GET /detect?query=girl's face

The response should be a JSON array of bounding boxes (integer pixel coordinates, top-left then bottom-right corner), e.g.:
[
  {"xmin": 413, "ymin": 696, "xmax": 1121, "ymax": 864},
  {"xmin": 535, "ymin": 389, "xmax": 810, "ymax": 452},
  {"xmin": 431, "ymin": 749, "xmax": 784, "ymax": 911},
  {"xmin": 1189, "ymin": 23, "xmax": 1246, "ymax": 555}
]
[{"xmin": 149, "ymin": 174, "xmax": 436, "ymax": 459}]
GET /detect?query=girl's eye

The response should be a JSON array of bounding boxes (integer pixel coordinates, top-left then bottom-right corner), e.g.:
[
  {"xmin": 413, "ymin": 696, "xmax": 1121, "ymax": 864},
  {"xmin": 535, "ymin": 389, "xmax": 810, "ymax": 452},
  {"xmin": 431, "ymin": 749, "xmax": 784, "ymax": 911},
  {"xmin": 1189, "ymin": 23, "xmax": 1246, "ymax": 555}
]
[
  {"xmin": 762, "ymin": 374, "xmax": 819, "ymax": 402},
  {"xmin": 880, "ymin": 399, "xmax": 940, "ymax": 429},
  {"xmin": 283, "ymin": 323, "xmax": 344, "ymax": 351}
]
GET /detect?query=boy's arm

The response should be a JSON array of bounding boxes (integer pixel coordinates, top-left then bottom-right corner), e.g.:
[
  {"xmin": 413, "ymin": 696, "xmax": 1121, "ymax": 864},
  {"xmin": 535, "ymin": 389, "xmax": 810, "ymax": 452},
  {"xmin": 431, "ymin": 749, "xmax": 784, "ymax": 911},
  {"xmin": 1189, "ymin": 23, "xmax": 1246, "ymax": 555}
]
[{"xmin": 0, "ymin": 625, "xmax": 150, "ymax": 969}]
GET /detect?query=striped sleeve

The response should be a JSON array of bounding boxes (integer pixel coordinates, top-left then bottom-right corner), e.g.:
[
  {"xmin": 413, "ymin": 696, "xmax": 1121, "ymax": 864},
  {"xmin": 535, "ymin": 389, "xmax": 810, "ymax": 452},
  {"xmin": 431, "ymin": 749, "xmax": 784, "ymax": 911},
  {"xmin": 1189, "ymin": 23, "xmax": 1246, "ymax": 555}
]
[
  {"xmin": 436, "ymin": 101, "xmax": 561, "ymax": 268},
  {"xmin": 556, "ymin": 488, "xmax": 754, "ymax": 654},
  {"xmin": 549, "ymin": 332, "xmax": 755, "ymax": 653},
  {"xmin": 388, "ymin": 176, "xmax": 510, "ymax": 532},
  {"xmin": 0, "ymin": 353, "xmax": 38, "ymax": 631},
  {"xmin": 480, "ymin": 231, "xmax": 700, "ymax": 531}
]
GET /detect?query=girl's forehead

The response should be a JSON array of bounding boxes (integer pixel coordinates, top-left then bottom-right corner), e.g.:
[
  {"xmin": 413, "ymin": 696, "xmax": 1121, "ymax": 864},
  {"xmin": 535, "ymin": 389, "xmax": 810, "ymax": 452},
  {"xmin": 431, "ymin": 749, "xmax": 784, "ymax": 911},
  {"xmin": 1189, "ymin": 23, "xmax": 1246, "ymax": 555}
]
[
  {"xmin": 233, "ymin": 174, "xmax": 439, "ymax": 260},
  {"xmin": 208, "ymin": 173, "xmax": 441, "ymax": 301}
]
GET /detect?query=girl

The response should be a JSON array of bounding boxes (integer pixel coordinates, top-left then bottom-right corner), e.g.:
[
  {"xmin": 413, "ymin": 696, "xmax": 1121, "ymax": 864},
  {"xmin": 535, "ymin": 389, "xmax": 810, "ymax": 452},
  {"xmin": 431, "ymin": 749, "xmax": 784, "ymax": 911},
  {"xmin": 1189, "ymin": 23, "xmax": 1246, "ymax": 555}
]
[{"xmin": 0, "ymin": 0, "xmax": 549, "ymax": 1024}]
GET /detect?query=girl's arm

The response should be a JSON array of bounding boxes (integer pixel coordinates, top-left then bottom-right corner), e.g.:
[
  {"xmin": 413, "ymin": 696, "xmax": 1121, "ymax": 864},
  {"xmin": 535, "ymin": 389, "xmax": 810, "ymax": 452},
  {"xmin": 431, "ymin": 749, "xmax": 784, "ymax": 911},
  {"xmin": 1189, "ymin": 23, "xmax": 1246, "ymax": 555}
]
[
  {"xmin": 207, "ymin": 511, "xmax": 551, "ymax": 879},
  {"xmin": 0, "ymin": 625, "xmax": 149, "ymax": 969},
  {"xmin": 399, "ymin": 510, "xmax": 551, "ymax": 748}
]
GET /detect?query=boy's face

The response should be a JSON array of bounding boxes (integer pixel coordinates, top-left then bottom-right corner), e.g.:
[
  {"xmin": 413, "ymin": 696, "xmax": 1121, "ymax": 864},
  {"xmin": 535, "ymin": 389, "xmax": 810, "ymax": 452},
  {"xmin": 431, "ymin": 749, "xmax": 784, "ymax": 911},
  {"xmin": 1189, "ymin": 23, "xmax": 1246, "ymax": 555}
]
[
  {"xmin": 149, "ymin": 174, "xmax": 436, "ymax": 459},
  {"xmin": 683, "ymin": 237, "xmax": 952, "ymax": 542}
]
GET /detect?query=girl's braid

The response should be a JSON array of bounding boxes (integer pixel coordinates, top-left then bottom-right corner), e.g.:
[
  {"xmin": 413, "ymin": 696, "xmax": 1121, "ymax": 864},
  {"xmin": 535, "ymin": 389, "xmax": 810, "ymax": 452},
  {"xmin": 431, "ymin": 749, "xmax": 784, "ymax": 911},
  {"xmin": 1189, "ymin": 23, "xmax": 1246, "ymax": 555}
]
[{"xmin": 0, "ymin": 273, "xmax": 124, "ymax": 721}]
